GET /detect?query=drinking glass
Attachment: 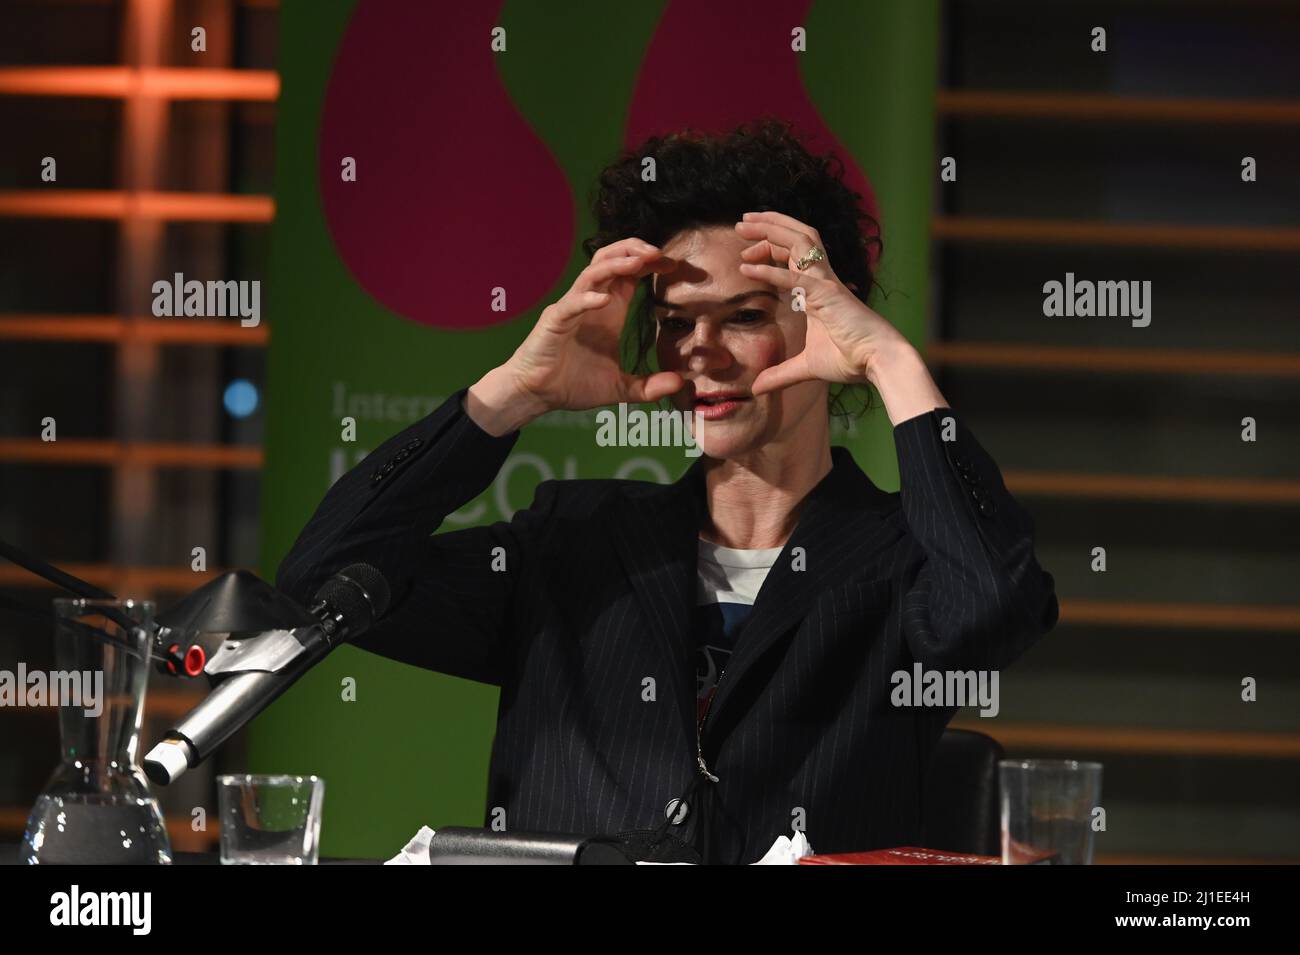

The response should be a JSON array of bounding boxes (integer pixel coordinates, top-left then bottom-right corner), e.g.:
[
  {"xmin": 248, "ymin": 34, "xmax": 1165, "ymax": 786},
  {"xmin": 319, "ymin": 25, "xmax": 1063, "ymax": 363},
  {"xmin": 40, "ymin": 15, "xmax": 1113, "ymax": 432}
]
[
  {"xmin": 218, "ymin": 774, "xmax": 324, "ymax": 864},
  {"xmin": 999, "ymin": 758, "xmax": 1103, "ymax": 865}
]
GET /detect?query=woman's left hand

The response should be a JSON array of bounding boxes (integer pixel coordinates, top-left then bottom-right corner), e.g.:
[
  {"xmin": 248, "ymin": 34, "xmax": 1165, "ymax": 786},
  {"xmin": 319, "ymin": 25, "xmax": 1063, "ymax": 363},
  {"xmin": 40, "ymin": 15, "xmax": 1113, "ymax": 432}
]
[{"xmin": 735, "ymin": 210, "xmax": 910, "ymax": 396}]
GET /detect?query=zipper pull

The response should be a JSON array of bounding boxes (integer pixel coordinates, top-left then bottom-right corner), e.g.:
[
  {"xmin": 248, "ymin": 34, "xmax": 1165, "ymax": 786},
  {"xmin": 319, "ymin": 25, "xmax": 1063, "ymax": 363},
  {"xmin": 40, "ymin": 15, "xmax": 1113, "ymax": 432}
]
[
  {"xmin": 696, "ymin": 749, "xmax": 719, "ymax": 783},
  {"xmin": 696, "ymin": 682, "xmax": 720, "ymax": 782}
]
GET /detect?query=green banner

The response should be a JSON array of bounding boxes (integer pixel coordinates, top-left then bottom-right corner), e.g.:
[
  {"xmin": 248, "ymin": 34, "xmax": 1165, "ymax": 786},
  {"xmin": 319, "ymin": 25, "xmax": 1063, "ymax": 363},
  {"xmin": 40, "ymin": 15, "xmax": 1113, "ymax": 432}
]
[{"xmin": 256, "ymin": 0, "xmax": 938, "ymax": 857}]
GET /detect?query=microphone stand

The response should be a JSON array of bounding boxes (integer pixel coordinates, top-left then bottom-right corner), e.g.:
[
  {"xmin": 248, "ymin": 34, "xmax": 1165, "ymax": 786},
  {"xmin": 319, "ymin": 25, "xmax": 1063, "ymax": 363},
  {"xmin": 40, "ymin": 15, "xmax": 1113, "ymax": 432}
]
[{"xmin": 0, "ymin": 535, "xmax": 171, "ymax": 667}]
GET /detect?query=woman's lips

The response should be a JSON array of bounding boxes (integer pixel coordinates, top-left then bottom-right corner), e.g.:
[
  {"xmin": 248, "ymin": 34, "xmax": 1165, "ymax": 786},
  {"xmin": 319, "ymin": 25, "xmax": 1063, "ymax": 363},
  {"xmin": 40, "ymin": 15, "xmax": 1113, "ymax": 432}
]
[{"xmin": 692, "ymin": 394, "xmax": 750, "ymax": 420}]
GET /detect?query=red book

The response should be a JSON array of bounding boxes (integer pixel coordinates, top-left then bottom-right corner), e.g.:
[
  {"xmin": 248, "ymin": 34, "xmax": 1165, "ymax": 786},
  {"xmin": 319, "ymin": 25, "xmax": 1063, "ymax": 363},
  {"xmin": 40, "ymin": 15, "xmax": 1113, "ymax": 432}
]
[{"xmin": 799, "ymin": 845, "xmax": 1056, "ymax": 865}]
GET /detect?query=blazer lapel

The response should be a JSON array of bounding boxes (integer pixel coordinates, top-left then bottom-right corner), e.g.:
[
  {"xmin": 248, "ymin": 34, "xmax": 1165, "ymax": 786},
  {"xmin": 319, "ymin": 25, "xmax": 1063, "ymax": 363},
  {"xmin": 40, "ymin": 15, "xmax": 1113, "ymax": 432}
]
[
  {"xmin": 611, "ymin": 458, "xmax": 710, "ymax": 744},
  {"xmin": 704, "ymin": 447, "xmax": 903, "ymax": 730},
  {"xmin": 610, "ymin": 446, "xmax": 903, "ymax": 747}
]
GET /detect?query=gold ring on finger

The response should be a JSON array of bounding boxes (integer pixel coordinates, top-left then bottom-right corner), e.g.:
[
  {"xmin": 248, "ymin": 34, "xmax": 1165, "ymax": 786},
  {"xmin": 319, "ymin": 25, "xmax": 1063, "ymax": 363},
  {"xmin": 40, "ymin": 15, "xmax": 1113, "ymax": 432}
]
[{"xmin": 794, "ymin": 247, "xmax": 826, "ymax": 271}]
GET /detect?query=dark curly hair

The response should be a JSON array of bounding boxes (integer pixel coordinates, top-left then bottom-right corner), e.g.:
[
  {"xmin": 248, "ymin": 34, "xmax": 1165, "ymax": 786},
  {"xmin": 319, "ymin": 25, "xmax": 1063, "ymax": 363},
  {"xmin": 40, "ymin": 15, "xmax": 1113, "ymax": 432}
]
[{"xmin": 581, "ymin": 117, "xmax": 884, "ymax": 421}]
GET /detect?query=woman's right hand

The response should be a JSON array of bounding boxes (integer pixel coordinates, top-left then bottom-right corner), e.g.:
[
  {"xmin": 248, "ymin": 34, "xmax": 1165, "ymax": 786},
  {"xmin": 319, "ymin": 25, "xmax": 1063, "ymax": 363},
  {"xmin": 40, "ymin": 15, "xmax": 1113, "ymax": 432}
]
[{"xmin": 466, "ymin": 238, "xmax": 684, "ymax": 435}]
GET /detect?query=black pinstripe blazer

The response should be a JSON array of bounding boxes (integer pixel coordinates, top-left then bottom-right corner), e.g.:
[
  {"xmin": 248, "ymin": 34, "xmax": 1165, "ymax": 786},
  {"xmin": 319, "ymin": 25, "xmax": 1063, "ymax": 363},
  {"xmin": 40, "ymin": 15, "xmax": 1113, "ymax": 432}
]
[{"xmin": 275, "ymin": 387, "xmax": 1059, "ymax": 864}]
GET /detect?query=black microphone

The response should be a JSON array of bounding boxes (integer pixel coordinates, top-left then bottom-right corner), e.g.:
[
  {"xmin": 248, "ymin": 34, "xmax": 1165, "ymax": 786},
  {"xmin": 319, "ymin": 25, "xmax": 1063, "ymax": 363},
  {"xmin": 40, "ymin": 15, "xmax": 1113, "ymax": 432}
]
[{"xmin": 142, "ymin": 564, "xmax": 391, "ymax": 785}]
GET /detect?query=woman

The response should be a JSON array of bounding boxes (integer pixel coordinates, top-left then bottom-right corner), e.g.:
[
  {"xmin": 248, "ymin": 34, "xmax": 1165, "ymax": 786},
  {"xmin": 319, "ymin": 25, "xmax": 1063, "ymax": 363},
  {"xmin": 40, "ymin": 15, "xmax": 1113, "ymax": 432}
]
[{"xmin": 276, "ymin": 119, "xmax": 1059, "ymax": 864}]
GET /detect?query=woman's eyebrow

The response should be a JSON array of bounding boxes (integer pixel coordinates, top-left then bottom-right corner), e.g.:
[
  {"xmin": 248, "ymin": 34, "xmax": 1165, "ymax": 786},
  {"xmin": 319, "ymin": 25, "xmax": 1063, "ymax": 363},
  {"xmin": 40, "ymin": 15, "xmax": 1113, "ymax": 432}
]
[{"xmin": 650, "ymin": 289, "xmax": 780, "ymax": 311}]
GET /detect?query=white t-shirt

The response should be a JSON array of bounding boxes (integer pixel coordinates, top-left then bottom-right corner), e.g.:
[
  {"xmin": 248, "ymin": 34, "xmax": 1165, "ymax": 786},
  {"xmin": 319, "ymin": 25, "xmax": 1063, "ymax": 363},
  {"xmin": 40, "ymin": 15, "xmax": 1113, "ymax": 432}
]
[{"xmin": 694, "ymin": 539, "xmax": 782, "ymax": 724}]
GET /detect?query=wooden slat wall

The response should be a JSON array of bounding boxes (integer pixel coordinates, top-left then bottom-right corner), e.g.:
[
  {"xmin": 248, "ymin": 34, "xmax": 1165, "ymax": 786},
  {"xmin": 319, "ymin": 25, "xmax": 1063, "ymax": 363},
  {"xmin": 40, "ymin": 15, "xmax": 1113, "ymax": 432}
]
[
  {"xmin": 0, "ymin": 0, "xmax": 279, "ymax": 855},
  {"xmin": 932, "ymin": 0, "xmax": 1300, "ymax": 862}
]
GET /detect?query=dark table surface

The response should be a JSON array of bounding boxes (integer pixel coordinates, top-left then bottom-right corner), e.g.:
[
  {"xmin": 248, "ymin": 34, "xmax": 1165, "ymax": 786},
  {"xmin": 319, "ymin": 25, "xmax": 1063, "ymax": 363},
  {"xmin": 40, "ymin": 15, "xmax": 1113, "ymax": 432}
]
[{"xmin": 2, "ymin": 844, "xmax": 381, "ymax": 865}]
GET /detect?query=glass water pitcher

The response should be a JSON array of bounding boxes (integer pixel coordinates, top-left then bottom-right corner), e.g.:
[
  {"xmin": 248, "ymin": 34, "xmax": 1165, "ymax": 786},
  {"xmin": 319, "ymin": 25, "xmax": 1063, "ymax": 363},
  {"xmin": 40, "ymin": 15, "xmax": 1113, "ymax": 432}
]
[{"xmin": 21, "ymin": 598, "xmax": 172, "ymax": 864}]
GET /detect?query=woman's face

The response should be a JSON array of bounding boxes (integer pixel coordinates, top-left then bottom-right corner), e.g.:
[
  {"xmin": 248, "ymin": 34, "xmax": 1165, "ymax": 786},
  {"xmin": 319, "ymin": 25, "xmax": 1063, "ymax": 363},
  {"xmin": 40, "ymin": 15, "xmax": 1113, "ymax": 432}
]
[{"xmin": 653, "ymin": 225, "xmax": 828, "ymax": 460}]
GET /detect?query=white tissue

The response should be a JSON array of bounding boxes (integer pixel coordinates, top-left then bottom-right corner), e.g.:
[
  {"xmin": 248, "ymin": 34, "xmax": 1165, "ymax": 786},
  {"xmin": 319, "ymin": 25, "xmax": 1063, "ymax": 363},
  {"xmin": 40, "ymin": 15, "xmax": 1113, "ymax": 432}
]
[
  {"xmin": 637, "ymin": 830, "xmax": 814, "ymax": 865},
  {"xmin": 386, "ymin": 825, "xmax": 813, "ymax": 865},
  {"xmin": 384, "ymin": 825, "xmax": 436, "ymax": 865},
  {"xmin": 750, "ymin": 830, "xmax": 813, "ymax": 864}
]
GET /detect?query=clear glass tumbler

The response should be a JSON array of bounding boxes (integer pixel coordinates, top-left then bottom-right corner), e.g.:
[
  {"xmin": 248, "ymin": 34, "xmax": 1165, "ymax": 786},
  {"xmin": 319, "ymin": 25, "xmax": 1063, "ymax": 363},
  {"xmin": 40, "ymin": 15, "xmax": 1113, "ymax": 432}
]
[
  {"xmin": 999, "ymin": 758, "xmax": 1103, "ymax": 865},
  {"xmin": 218, "ymin": 774, "xmax": 324, "ymax": 864},
  {"xmin": 21, "ymin": 598, "xmax": 172, "ymax": 864}
]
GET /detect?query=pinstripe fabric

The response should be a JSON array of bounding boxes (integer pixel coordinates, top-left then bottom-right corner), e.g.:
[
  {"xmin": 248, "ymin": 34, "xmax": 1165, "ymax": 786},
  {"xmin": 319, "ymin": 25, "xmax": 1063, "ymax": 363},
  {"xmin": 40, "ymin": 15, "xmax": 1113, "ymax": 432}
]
[{"xmin": 275, "ymin": 389, "xmax": 1059, "ymax": 864}]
